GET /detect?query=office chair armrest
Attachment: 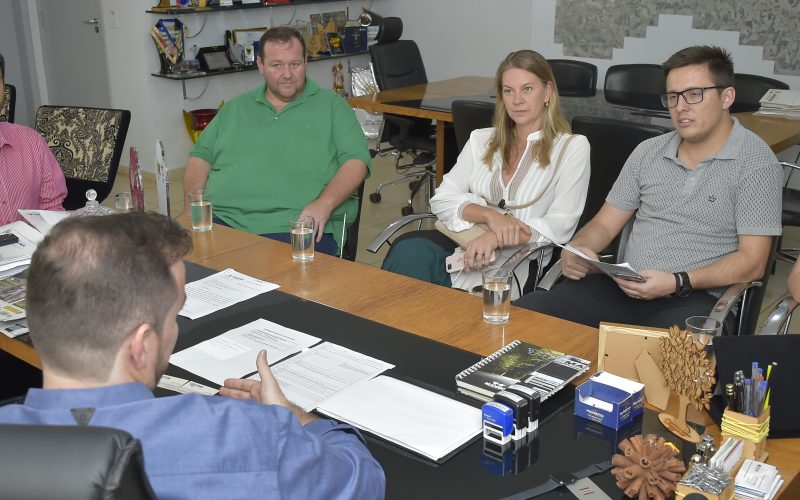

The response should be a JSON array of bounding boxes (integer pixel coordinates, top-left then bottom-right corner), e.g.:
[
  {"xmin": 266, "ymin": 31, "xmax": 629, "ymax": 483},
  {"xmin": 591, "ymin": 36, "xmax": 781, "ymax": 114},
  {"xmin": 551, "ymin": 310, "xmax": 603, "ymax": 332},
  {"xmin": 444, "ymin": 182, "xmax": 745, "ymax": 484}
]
[
  {"xmin": 758, "ymin": 293, "xmax": 798, "ymax": 335},
  {"xmin": 536, "ymin": 253, "xmax": 615, "ymax": 291},
  {"xmin": 708, "ymin": 281, "xmax": 762, "ymax": 330},
  {"xmin": 780, "ymin": 161, "xmax": 800, "ymax": 186},
  {"xmin": 501, "ymin": 243, "xmax": 553, "ymax": 273},
  {"xmin": 367, "ymin": 213, "xmax": 436, "ymax": 253}
]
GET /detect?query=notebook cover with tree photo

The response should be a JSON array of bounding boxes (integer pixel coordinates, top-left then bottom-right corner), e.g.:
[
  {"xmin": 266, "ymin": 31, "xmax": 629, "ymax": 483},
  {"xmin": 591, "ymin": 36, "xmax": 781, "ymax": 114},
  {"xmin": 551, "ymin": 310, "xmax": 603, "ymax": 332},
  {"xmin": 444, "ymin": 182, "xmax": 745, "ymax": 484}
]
[{"xmin": 455, "ymin": 340, "xmax": 590, "ymax": 402}]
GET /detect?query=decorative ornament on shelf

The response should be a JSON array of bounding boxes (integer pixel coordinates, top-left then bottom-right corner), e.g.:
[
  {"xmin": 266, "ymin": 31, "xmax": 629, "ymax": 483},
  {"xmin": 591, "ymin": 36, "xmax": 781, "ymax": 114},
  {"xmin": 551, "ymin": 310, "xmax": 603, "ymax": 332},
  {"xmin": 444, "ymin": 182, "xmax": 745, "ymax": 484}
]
[
  {"xmin": 611, "ymin": 434, "xmax": 686, "ymax": 500},
  {"xmin": 332, "ymin": 62, "xmax": 345, "ymax": 97},
  {"xmin": 657, "ymin": 326, "xmax": 715, "ymax": 443}
]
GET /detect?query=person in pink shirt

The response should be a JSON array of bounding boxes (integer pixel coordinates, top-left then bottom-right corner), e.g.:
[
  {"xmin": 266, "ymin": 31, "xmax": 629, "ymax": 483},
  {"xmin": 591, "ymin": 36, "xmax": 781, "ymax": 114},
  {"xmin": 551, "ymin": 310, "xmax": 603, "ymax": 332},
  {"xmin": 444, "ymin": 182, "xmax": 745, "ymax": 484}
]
[{"xmin": 0, "ymin": 51, "xmax": 66, "ymax": 225}]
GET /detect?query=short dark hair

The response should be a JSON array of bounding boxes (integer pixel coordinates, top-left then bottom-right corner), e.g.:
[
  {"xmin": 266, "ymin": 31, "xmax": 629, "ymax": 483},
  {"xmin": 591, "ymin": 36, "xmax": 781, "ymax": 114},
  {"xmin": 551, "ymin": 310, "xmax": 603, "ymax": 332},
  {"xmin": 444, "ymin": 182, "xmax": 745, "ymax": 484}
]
[
  {"xmin": 662, "ymin": 45, "xmax": 735, "ymax": 88},
  {"xmin": 0, "ymin": 51, "xmax": 4, "ymax": 80},
  {"xmin": 258, "ymin": 26, "xmax": 306, "ymax": 60},
  {"xmin": 27, "ymin": 213, "xmax": 193, "ymax": 381}
]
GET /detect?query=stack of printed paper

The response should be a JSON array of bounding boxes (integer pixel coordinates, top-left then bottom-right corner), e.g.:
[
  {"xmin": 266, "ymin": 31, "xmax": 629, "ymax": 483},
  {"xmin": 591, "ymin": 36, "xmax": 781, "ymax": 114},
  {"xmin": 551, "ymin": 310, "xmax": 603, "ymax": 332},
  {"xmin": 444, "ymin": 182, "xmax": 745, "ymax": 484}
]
[
  {"xmin": 756, "ymin": 89, "xmax": 800, "ymax": 119},
  {"xmin": 734, "ymin": 459, "xmax": 783, "ymax": 500}
]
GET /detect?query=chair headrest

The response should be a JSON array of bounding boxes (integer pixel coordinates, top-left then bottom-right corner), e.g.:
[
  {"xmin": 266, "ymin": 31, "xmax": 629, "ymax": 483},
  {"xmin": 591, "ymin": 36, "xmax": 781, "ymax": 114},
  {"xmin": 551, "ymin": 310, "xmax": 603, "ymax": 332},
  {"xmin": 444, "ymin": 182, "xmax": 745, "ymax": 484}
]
[{"xmin": 376, "ymin": 17, "xmax": 403, "ymax": 44}]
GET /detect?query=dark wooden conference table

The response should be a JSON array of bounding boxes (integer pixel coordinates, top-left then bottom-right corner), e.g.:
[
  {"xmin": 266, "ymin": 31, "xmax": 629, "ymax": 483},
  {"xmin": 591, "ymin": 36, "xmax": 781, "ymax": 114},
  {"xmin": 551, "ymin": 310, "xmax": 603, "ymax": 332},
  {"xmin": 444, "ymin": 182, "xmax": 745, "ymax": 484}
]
[
  {"xmin": 348, "ymin": 75, "xmax": 800, "ymax": 185},
  {"xmin": 3, "ymin": 221, "xmax": 799, "ymax": 496}
]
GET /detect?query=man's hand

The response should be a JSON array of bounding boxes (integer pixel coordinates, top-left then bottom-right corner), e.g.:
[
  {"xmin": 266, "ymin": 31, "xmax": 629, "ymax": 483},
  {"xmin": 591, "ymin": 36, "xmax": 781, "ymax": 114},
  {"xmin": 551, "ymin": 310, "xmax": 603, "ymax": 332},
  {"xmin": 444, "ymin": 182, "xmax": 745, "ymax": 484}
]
[
  {"xmin": 484, "ymin": 212, "xmax": 532, "ymax": 248},
  {"xmin": 299, "ymin": 199, "xmax": 335, "ymax": 243},
  {"xmin": 220, "ymin": 350, "xmax": 317, "ymax": 425},
  {"xmin": 561, "ymin": 245, "xmax": 597, "ymax": 280},
  {"xmin": 464, "ymin": 232, "xmax": 498, "ymax": 272},
  {"xmin": 613, "ymin": 269, "xmax": 675, "ymax": 300}
]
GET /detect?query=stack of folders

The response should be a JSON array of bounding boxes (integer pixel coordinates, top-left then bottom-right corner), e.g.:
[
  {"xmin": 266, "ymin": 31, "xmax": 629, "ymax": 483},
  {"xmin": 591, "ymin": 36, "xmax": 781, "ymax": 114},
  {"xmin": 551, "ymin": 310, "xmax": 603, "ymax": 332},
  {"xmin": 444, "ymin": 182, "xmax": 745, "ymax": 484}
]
[
  {"xmin": 734, "ymin": 459, "xmax": 783, "ymax": 500},
  {"xmin": 708, "ymin": 437, "xmax": 743, "ymax": 474},
  {"xmin": 756, "ymin": 89, "xmax": 800, "ymax": 119}
]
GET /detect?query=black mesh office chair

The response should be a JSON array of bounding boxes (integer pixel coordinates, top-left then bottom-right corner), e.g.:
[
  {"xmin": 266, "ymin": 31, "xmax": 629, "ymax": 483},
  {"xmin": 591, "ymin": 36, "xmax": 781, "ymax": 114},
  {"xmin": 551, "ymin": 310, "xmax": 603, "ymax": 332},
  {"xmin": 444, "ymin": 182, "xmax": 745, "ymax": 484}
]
[
  {"xmin": 730, "ymin": 73, "xmax": 789, "ymax": 113},
  {"xmin": 0, "ymin": 424, "xmax": 156, "ymax": 499},
  {"xmin": 341, "ymin": 182, "xmax": 365, "ymax": 261},
  {"xmin": 368, "ymin": 17, "xmax": 437, "ymax": 216},
  {"xmin": 0, "ymin": 83, "xmax": 15, "ymax": 123},
  {"xmin": 604, "ymin": 64, "xmax": 666, "ymax": 112},
  {"xmin": 35, "ymin": 105, "xmax": 131, "ymax": 210},
  {"xmin": 548, "ymin": 60, "xmax": 597, "ymax": 97},
  {"xmin": 776, "ymin": 161, "xmax": 800, "ymax": 264},
  {"xmin": 451, "ymin": 100, "xmax": 495, "ymax": 153}
]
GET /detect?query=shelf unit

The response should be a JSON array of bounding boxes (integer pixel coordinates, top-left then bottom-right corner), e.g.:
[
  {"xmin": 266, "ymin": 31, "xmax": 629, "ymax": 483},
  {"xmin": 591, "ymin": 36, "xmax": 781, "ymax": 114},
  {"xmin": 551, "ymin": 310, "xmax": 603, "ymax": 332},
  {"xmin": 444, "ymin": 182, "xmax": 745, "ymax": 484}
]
[{"xmin": 147, "ymin": 1, "xmax": 369, "ymax": 99}]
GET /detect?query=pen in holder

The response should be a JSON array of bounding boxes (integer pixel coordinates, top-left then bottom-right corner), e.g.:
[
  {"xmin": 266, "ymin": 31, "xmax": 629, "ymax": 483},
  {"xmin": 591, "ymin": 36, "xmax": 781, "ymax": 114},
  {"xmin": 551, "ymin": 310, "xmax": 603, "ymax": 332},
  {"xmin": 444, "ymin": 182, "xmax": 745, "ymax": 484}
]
[{"xmin": 720, "ymin": 407, "xmax": 769, "ymax": 462}]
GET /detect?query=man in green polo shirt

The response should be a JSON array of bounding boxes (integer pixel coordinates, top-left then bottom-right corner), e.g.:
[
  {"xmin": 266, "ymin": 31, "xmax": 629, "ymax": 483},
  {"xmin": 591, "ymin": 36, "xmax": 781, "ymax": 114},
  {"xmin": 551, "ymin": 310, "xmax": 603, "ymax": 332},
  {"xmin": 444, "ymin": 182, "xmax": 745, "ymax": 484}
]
[{"xmin": 183, "ymin": 26, "xmax": 370, "ymax": 255}]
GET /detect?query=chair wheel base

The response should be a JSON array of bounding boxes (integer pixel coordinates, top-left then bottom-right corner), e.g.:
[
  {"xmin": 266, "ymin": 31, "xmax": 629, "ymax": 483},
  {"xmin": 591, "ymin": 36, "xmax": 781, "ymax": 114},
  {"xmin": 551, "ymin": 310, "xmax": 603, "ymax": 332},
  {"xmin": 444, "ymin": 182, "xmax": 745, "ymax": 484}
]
[
  {"xmin": 369, "ymin": 192, "xmax": 382, "ymax": 203},
  {"xmin": 401, "ymin": 206, "xmax": 414, "ymax": 216}
]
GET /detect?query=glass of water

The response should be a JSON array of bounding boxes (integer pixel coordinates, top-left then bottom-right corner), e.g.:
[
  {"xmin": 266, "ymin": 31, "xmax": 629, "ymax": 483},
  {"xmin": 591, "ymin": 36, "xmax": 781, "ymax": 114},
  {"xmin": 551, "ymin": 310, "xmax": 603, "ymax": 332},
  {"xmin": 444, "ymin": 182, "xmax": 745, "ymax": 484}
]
[
  {"xmin": 482, "ymin": 268, "xmax": 513, "ymax": 324},
  {"xmin": 114, "ymin": 192, "xmax": 134, "ymax": 213},
  {"xmin": 685, "ymin": 315, "xmax": 722, "ymax": 344},
  {"xmin": 188, "ymin": 190, "xmax": 212, "ymax": 232},
  {"xmin": 290, "ymin": 216, "xmax": 315, "ymax": 262}
]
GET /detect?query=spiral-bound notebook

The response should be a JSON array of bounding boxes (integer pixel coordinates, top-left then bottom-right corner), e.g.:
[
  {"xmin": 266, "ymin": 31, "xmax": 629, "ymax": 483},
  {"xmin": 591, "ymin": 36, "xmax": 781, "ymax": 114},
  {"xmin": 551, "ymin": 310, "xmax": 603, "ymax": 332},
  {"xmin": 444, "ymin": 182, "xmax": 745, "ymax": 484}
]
[{"xmin": 455, "ymin": 340, "xmax": 591, "ymax": 402}]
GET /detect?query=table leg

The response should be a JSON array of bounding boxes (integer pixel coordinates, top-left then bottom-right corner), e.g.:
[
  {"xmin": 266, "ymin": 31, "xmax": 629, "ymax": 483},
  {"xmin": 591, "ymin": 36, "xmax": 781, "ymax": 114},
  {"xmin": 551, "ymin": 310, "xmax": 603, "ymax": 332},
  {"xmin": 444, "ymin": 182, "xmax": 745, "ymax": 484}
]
[{"xmin": 435, "ymin": 120, "xmax": 445, "ymax": 186}]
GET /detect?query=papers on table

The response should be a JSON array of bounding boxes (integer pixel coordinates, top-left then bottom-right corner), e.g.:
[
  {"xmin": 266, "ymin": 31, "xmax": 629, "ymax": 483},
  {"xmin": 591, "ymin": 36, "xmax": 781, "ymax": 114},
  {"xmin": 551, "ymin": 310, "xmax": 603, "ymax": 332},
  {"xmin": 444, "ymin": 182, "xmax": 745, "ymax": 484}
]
[
  {"xmin": 170, "ymin": 318, "xmax": 320, "ymax": 385},
  {"xmin": 557, "ymin": 244, "xmax": 646, "ymax": 282},
  {"xmin": 0, "ymin": 221, "xmax": 44, "ymax": 277},
  {"xmin": 734, "ymin": 459, "xmax": 783, "ymax": 500},
  {"xmin": 317, "ymin": 375, "xmax": 483, "ymax": 462},
  {"xmin": 756, "ymin": 89, "xmax": 800, "ymax": 119},
  {"xmin": 179, "ymin": 268, "xmax": 280, "ymax": 319},
  {"xmin": 248, "ymin": 342, "xmax": 395, "ymax": 412},
  {"xmin": 157, "ymin": 375, "xmax": 218, "ymax": 395},
  {"xmin": 0, "ymin": 276, "xmax": 29, "ymax": 338},
  {"xmin": 18, "ymin": 209, "xmax": 71, "ymax": 235}
]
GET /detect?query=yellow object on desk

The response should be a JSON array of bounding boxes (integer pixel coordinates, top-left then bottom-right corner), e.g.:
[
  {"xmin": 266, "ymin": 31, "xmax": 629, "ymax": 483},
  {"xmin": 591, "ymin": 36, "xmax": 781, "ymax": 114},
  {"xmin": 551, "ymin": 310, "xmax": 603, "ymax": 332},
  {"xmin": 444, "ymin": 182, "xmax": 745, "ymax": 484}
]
[{"xmin": 721, "ymin": 407, "xmax": 770, "ymax": 462}]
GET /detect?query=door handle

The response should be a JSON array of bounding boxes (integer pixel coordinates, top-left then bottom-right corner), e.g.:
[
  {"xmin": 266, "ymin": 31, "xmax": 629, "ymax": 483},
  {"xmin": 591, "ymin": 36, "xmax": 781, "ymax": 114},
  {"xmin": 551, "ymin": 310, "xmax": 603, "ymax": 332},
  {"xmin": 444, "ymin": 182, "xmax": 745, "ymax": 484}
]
[{"xmin": 84, "ymin": 18, "xmax": 99, "ymax": 25}]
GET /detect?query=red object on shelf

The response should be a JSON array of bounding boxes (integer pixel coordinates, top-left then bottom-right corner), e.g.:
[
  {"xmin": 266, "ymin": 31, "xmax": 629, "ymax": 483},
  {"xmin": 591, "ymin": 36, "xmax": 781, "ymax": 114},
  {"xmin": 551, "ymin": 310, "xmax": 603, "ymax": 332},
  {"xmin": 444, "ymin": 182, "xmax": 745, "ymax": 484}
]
[{"xmin": 265, "ymin": 0, "xmax": 291, "ymax": 4}]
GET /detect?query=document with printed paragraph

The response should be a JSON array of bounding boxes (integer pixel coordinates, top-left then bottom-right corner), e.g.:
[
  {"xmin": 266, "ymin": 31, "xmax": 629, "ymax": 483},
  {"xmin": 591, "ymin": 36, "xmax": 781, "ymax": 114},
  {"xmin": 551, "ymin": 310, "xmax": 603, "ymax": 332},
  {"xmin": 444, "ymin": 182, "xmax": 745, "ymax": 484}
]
[
  {"xmin": 557, "ymin": 244, "xmax": 646, "ymax": 283},
  {"xmin": 248, "ymin": 342, "xmax": 394, "ymax": 412},
  {"xmin": 179, "ymin": 268, "xmax": 279, "ymax": 319},
  {"xmin": 170, "ymin": 318, "xmax": 320, "ymax": 384}
]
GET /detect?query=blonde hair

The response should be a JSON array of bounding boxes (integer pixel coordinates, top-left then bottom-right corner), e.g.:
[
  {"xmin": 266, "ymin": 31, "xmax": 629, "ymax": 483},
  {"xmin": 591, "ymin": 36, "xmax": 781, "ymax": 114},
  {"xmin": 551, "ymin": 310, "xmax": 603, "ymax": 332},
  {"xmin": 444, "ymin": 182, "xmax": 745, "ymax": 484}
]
[{"xmin": 482, "ymin": 50, "xmax": 571, "ymax": 168}]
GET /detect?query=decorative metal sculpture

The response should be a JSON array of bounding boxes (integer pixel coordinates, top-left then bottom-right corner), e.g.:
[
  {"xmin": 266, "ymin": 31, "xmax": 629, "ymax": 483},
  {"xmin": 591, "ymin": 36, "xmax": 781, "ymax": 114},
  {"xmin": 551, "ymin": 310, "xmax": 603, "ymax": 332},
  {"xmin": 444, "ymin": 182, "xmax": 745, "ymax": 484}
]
[
  {"xmin": 611, "ymin": 434, "xmax": 686, "ymax": 499},
  {"xmin": 657, "ymin": 326, "xmax": 715, "ymax": 443}
]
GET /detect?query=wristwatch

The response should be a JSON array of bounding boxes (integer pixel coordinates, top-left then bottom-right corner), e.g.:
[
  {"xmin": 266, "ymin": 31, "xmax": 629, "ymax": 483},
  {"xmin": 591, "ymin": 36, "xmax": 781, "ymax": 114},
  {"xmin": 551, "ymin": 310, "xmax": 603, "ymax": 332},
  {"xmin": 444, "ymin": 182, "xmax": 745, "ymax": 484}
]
[
  {"xmin": 674, "ymin": 271, "xmax": 693, "ymax": 297},
  {"xmin": 501, "ymin": 460, "xmax": 612, "ymax": 500}
]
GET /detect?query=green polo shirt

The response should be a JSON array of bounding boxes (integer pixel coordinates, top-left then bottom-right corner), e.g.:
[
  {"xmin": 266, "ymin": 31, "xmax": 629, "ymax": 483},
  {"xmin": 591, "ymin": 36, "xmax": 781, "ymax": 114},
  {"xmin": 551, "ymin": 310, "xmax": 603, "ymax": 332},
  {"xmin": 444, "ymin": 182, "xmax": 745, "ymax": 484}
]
[{"xmin": 190, "ymin": 78, "xmax": 371, "ymax": 250}]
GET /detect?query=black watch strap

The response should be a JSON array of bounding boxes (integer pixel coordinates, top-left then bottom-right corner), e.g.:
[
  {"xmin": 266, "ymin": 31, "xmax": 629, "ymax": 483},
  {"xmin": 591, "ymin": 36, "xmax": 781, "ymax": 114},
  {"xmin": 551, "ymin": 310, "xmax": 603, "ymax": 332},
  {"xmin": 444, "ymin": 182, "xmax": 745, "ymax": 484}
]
[
  {"xmin": 677, "ymin": 271, "xmax": 692, "ymax": 297},
  {"xmin": 500, "ymin": 460, "xmax": 612, "ymax": 500}
]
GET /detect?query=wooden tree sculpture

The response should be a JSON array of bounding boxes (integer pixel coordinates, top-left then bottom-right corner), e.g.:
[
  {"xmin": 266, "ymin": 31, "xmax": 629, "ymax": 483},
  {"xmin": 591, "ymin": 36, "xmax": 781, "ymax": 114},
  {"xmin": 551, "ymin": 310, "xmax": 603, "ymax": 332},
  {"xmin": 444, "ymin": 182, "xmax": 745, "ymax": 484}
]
[
  {"xmin": 611, "ymin": 434, "xmax": 686, "ymax": 500},
  {"xmin": 657, "ymin": 326, "xmax": 715, "ymax": 443}
]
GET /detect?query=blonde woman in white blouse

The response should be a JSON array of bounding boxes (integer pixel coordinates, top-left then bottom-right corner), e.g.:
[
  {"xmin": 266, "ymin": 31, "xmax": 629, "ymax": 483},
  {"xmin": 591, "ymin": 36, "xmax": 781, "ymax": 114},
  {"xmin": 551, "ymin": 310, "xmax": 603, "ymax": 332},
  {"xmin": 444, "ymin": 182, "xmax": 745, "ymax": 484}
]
[{"xmin": 382, "ymin": 50, "xmax": 590, "ymax": 299}]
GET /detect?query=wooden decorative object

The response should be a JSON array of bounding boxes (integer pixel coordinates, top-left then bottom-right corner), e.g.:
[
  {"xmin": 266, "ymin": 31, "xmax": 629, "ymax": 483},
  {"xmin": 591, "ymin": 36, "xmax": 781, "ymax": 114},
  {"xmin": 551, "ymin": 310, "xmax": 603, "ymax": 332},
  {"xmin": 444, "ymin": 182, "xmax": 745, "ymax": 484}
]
[
  {"xmin": 657, "ymin": 326, "xmax": 715, "ymax": 443},
  {"xmin": 611, "ymin": 434, "xmax": 686, "ymax": 499}
]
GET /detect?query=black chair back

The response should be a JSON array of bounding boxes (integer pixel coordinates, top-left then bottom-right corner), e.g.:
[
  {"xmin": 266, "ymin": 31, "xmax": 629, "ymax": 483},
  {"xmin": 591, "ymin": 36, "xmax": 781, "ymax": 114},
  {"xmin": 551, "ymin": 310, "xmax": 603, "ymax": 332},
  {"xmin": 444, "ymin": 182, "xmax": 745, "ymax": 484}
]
[
  {"xmin": 369, "ymin": 17, "xmax": 428, "ymax": 91},
  {"xmin": 604, "ymin": 64, "xmax": 666, "ymax": 111},
  {"xmin": 571, "ymin": 116, "xmax": 671, "ymax": 229},
  {"xmin": 0, "ymin": 424, "xmax": 156, "ymax": 499},
  {"xmin": 451, "ymin": 100, "xmax": 495, "ymax": 153},
  {"xmin": 1, "ymin": 84, "xmax": 15, "ymax": 123},
  {"xmin": 342, "ymin": 182, "xmax": 365, "ymax": 261},
  {"xmin": 35, "ymin": 105, "xmax": 131, "ymax": 210},
  {"xmin": 730, "ymin": 73, "xmax": 790, "ymax": 113},
  {"xmin": 548, "ymin": 59, "xmax": 597, "ymax": 97}
]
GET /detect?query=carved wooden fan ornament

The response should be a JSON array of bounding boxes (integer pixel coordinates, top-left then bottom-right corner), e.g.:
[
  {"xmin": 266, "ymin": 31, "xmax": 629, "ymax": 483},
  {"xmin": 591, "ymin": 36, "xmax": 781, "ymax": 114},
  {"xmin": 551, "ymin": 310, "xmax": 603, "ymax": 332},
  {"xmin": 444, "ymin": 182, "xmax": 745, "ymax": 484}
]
[
  {"xmin": 611, "ymin": 434, "xmax": 686, "ymax": 499},
  {"xmin": 657, "ymin": 326, "xmax": 715, "ymax": 443}
]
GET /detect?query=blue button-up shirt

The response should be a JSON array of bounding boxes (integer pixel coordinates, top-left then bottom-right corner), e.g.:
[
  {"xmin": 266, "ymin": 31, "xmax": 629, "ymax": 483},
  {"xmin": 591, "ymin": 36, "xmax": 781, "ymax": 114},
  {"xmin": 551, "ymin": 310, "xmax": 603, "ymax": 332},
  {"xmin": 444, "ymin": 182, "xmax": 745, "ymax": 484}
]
[{"xmin": 0, "ymin": 383, "xmax": 385, "ymax": 500}]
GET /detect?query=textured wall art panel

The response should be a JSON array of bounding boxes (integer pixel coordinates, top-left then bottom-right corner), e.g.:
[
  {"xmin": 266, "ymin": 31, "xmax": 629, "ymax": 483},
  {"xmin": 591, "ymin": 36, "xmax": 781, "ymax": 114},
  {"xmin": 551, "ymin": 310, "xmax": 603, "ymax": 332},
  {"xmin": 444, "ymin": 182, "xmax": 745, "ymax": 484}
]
[{"xmin": 554, "ymin": 0, "xmax": 800, "ymax": 75}]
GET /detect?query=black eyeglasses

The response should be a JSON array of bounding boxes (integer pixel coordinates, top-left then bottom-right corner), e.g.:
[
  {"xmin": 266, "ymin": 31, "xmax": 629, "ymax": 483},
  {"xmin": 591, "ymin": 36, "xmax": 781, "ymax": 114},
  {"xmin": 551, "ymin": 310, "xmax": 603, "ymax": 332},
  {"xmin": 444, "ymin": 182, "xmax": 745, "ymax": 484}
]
[{"xmin": 660, "ymin": 86, "xmax": 726, "ymax": 108}]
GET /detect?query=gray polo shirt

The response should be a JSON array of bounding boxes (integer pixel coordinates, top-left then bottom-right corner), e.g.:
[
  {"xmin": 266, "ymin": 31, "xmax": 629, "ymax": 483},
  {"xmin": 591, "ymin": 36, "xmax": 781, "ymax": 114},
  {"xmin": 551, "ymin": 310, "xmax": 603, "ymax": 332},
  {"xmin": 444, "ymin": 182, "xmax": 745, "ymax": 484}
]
[{"xmin": 606, "ymin": 118, "xmax": 782, "ymax": 276}]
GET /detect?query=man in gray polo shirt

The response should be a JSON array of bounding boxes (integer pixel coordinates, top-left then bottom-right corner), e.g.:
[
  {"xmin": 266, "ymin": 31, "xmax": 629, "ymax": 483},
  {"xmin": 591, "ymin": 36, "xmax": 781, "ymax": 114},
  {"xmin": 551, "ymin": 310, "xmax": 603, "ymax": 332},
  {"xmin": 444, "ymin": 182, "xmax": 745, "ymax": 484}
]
[{"xmin": 515, "ymin": 45, "xmax": 782, "ymax": 330}]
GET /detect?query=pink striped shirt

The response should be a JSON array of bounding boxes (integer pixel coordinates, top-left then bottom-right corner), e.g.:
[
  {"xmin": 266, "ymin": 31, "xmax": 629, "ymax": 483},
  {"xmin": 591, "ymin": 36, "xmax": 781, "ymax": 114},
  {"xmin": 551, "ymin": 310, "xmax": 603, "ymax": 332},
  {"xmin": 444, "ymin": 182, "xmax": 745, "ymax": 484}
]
[{"xmin": 0, "ymin": 122, "xmax": 67, "ymax": 225}]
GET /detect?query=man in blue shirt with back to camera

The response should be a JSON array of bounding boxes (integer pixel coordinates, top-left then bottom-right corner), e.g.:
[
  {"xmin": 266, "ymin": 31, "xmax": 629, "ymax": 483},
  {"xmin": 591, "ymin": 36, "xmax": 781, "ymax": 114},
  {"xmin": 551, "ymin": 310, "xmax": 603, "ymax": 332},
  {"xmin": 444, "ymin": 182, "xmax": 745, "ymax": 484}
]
[{"xmin": 0, "ymin": 213, "xmax": 385, "ymax": 499}]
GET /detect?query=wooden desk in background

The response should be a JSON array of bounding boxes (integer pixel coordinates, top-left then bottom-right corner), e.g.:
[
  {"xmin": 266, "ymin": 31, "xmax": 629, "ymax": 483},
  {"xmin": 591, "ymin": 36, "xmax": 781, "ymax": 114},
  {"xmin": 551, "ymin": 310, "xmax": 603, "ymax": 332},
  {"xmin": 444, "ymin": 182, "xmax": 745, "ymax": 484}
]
[
  {"xmin": 3, "ymin": 222, "xmax": 799, "ymax": 495},
  {"xmin": 349, "ymin": 76, "xmax": 800, "ymax": 184}
]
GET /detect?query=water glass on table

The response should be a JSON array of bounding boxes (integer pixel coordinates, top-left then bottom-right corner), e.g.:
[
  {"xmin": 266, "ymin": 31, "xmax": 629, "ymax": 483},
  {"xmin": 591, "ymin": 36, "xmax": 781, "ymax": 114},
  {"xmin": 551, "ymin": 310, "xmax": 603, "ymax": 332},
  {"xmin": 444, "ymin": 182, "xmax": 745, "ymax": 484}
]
[
  {"xmin": 482, "ymin": 268, "xmax": 512, "ymax": 324},
  {"xmin": 685, "ymin": 315, "xmax": 722, "ymax": 344},
  {"xmin": 290, "ymin": 216, "xmax": 315, "ymax": 262},
  {"xmin": 188, "ymin": 190, "xmax": 213, "ymax": 232},
  {"xmin": 114, "ymin": 192, "xmax": 134, "ymax": 213}
]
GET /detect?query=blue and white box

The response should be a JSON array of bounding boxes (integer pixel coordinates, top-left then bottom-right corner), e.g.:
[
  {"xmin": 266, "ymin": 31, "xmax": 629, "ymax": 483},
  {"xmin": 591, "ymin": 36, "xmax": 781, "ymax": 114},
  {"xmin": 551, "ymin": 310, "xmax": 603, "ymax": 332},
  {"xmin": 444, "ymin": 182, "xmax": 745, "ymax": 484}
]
[{"xmin": 574, "ymin": 371, "xmax": 644, "ymax": 429}]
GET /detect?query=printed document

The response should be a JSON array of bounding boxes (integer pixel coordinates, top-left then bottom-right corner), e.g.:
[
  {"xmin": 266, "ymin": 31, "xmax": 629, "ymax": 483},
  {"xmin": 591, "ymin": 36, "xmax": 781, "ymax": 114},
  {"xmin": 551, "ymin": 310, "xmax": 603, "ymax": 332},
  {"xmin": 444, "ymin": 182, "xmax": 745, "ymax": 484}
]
[
  {"xmin": 318, "ymin": 375, "xmax": 483, "ymax": 462},
  {"xmin": 248, "ymin": 342, "xmax": 394, "ymax": 411},
  {"xmin": 179, "ymin": 268, "xmax": 279, "ymax": 319},
  {"xmin": 170, "ymin": 318, "xmax": 320, "ymax": 384},
  {"xmin": 18, "ymin": 210, "xmax": 70, "ymax": 235},
  {"xmin": 557, "ymin": 244, "xmax": 645, "ymax": 282},
  {"xmin": 0, "ymin": 221, "xmax": 44, "ymax": 276}
]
